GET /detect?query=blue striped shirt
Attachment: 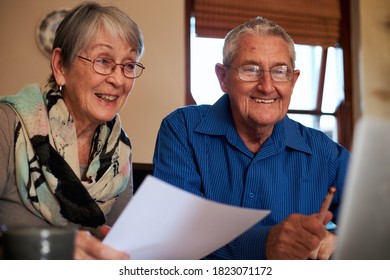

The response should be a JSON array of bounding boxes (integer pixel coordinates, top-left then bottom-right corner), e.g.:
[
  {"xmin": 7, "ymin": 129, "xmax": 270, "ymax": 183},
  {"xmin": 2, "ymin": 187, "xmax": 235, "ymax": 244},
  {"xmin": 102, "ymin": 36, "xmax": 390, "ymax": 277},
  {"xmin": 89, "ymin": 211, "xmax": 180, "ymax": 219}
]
[{"xmin": 153, "ymin": 94, "xmax": 350, "ymax": 259}]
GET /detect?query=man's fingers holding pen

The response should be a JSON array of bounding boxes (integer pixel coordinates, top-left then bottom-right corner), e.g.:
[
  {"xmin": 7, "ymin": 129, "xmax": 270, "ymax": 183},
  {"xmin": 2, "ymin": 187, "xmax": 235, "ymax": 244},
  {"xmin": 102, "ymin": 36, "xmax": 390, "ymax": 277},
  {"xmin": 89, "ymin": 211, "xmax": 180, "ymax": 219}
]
[
  {"xmin": 313, "ymin": 211, "xmax": 333, "ymax": 226},
  {"xmin": 299, "ymin": 214, "xmax": 328, "ymax": 238},
  {"xmin": 308, "ymin": 231, "xmax": 337, "ymax": 260},
  {"xmin": 266, "ymin": 214, "xmax": 328, "ymax": 259}
]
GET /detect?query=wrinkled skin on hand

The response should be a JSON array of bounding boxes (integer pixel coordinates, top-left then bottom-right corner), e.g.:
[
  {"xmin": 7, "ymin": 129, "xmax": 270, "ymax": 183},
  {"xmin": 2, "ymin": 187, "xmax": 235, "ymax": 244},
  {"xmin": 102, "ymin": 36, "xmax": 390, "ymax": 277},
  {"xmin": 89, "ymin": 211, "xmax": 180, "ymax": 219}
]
[
  {"xmin": 308, "ymin": 230, "xmax": 337, "ymax": 260},
  {"xmin": 73, "ymin": 230, "xmax": 130, "ymax": 260},
  {"xmin": 266, "ymin": 212, "xmax": 335, "ymax": 260}
]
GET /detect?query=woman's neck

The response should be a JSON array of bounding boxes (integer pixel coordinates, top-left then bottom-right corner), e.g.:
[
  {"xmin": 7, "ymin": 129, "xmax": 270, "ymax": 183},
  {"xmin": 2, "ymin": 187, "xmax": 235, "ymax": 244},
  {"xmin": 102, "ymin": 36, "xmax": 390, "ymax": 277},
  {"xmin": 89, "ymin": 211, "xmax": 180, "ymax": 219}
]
[{"xmin": 76, "ymin": 124, "xmax": 98, "ymax": 165}]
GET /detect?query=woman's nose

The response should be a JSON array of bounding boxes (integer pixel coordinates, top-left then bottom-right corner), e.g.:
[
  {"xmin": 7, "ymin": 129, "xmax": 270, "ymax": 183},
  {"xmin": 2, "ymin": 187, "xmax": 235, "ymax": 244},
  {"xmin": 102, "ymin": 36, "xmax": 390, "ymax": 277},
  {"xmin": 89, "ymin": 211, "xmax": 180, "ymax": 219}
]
[{"xmin": 106, "ymin": 65, "xmax": 126, "ymax": 86}]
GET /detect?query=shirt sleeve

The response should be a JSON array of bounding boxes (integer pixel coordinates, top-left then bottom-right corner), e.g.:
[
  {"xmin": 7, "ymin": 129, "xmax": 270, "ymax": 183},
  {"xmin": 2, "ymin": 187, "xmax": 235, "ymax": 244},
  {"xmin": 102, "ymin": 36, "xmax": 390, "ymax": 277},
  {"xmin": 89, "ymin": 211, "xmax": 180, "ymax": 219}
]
[
  {"xmin": 325, "ymin": 139, "xmax": 351, "ymax": 222},
  {"xmin": 236, "ymin": 226, "xmax": 271, "ymax": 259},
  {"xmin": 153, "ymin": 111, "xmax": 269, "ymax": 259},
  {"xmin": 153, "ymin": 112, "xmax": 205, "ymax": 198}
]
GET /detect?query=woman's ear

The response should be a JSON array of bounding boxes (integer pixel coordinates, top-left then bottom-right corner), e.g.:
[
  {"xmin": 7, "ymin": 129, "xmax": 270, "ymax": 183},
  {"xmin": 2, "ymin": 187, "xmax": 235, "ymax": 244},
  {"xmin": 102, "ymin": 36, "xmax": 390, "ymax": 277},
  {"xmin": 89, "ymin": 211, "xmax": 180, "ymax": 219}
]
[
  {"xmin": 215, "ymin": 63, "xmax": 228, "ymax": 93},
  {"xmin": 51, "ymin": 48, "xmax": 66, "ymax": 86}
]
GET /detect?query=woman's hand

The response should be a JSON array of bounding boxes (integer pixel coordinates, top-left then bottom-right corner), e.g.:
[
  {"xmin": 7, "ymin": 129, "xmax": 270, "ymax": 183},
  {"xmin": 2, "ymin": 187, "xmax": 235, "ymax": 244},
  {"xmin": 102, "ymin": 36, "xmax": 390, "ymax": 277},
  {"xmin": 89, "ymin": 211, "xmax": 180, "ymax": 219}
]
[{"xmin": 73, "ymin": 230, "xmax": 130, "ymax": 260}]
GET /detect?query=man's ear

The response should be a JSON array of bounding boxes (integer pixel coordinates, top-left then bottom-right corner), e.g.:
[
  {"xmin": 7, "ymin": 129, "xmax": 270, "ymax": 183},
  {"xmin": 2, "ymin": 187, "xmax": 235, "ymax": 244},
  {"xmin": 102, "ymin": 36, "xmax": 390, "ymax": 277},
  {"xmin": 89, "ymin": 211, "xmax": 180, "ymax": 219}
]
[
  {"xmin": 51, "ymin": 48, "xmax": 66, "ymax": 86},
  {"xmin": 215, "ymin": 63, "xmax": 228, "ymax": 93},
  {"xmin": 291, "ymin": 69, "xmax": 300, "ymax": 89}
]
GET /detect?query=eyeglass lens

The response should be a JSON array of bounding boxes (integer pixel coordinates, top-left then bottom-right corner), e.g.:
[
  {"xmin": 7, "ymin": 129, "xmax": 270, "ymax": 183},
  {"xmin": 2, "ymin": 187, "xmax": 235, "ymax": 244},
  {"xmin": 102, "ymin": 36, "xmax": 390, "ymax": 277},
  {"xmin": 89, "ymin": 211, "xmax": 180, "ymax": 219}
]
[
  {"xmin": 236, "ymin": 65, "xmax": 293, "ymax": 82},
  {"xmin": 78, "ymin": 56, "xmax": 144, "ymax": 78},
  {"xmin": 93, "ymin": 58, "xmax": 144, "ymax": 78}
]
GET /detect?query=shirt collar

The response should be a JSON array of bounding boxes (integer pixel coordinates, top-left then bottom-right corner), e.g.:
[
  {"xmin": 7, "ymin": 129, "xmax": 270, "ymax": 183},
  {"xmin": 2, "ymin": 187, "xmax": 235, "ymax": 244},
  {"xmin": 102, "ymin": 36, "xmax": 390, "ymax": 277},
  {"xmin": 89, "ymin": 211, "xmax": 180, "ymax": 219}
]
[
  {"xmin": 194, "ymin": 94, "xmax": 234, "ymax": 136},
  {"xmin": 279, "ymin": 117, "xmax": 313, "ymax": 154},
  {"xmin": 194, "ymin": 94, "xmax": 312, "ymax": 155}
]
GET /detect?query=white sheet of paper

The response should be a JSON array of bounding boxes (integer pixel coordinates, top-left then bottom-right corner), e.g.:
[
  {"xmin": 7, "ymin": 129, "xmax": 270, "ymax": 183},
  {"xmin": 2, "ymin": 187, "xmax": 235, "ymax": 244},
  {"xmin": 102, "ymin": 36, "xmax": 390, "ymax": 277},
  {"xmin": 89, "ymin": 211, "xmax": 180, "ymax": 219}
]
[{"xmin": 103, "ymin": 175, "xmax": 270, "ymax": 259}]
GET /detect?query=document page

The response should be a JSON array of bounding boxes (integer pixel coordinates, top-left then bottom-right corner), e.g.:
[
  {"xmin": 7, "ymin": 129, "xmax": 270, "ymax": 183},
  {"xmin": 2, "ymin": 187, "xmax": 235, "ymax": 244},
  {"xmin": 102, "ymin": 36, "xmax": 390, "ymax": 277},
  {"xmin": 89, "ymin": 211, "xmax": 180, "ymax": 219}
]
[{"xmin": 104, "ymin": 175, "xmax": 270, "ymax": 259}]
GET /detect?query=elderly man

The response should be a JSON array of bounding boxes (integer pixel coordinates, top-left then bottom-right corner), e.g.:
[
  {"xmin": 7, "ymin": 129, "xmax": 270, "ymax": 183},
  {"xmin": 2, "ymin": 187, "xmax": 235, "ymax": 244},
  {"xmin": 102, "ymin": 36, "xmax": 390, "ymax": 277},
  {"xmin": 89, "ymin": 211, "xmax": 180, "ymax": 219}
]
[{"xmin": 153, "ymin": 17, "xmax": 350, "ymax": 260}]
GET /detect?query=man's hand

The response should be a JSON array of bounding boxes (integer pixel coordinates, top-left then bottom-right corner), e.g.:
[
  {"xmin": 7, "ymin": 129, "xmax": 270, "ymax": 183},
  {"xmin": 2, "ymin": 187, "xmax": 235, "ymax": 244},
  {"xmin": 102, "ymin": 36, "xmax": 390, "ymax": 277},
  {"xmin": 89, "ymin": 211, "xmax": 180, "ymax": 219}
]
[
  {"xmin": 308, "ymin": 230, "xmax": 337, "ymax": 260},
  {"xmin": 266, "ymin": 212, "xmax": 333, "ymax": 260}
]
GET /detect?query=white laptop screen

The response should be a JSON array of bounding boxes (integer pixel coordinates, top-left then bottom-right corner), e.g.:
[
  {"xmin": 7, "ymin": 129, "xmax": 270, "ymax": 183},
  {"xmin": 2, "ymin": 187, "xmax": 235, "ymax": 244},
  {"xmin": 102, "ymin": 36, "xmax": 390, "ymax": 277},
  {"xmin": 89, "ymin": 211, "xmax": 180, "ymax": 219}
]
[{"xmin": 333, "ymin": 117, "xmax": 390, "ymax": 259}]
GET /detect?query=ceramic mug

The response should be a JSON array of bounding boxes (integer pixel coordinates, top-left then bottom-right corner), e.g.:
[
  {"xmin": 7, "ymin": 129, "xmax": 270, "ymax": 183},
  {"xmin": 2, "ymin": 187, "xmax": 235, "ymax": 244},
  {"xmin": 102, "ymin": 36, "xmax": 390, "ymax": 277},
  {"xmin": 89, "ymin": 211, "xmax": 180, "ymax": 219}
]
[{"xmin": 0, "ymin": 225, "xmax": 76, "ymax": 260}]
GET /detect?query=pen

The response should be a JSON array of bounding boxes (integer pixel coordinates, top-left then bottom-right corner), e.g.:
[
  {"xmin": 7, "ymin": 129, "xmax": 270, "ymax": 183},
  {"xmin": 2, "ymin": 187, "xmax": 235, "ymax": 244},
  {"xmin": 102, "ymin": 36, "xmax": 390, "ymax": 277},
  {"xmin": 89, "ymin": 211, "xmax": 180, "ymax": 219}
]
[{"xmin": 319, "ymin": 186, "xmax": 336, "ymax": 222}]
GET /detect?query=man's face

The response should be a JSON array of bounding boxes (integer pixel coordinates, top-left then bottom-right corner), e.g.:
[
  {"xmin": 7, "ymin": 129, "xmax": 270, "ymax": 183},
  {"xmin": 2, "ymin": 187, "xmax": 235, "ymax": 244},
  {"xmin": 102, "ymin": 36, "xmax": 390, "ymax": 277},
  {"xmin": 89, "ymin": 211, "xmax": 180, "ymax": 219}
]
[{"xmin": 216, "ymin": 34, "xmax": 300, "ymax": 132}]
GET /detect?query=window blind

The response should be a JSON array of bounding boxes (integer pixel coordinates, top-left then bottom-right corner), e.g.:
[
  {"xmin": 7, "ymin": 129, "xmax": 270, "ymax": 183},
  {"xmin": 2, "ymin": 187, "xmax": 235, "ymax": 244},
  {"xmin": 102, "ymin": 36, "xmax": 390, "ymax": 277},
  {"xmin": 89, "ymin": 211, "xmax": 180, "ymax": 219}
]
[{"xmin": 193, "ymin": 0, "xmax": 341, "ymax": 47}]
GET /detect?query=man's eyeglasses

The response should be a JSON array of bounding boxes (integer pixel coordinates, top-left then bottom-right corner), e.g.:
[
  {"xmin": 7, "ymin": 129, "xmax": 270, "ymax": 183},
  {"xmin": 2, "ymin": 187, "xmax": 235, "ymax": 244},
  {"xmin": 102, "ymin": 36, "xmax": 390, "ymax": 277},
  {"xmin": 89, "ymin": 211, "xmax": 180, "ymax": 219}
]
[
  {"xmin": 229, "ymin": 64, "xmax": 294, "ymax": 82},
  {"xmin": 78, "ymin": 56, "xmax": 145, "ymax": 79}
]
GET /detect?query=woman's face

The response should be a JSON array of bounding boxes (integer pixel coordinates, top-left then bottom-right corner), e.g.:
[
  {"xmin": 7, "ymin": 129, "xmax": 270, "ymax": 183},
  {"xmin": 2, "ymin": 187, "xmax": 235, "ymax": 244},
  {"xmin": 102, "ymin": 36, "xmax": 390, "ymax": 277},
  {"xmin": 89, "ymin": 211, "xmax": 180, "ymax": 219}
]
[{"xmin": 60, "ymin": 28, "xmax": 138, "ymax": 129}]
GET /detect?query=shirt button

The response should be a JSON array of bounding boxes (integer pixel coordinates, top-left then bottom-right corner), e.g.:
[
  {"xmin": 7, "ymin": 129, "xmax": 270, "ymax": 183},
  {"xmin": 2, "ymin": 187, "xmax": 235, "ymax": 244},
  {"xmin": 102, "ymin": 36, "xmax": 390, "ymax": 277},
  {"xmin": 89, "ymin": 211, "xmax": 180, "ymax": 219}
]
[{"xmin": 249, "ymin": 192, "xmax": 254, "ymax": 198}]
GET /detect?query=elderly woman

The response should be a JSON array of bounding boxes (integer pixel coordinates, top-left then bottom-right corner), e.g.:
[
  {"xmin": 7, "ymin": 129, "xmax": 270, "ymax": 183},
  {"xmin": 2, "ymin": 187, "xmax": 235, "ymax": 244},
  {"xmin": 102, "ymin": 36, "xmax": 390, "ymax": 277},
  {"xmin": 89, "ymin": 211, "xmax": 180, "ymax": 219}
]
[{"xmin": 0, "ymin": 2, "xmax": 144, "ymax": 259}]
